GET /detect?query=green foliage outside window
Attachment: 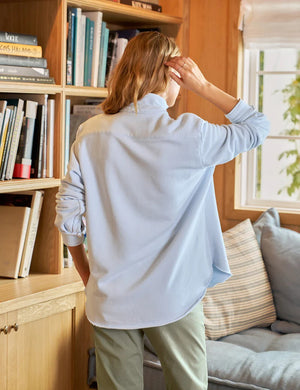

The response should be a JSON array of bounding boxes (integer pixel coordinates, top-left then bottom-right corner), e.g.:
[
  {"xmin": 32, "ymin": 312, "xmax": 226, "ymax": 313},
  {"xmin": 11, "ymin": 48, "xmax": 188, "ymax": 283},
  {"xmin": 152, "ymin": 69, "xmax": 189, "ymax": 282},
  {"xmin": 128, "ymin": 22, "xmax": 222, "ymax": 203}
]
[{"xmin": 278, "ymin": 53, "xmax": 300, "ymax": 197}]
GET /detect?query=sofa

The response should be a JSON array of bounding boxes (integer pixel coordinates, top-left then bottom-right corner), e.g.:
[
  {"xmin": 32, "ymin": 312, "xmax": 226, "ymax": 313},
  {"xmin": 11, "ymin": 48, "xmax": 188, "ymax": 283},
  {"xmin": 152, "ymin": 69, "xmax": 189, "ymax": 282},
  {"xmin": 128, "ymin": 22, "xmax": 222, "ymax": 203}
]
[{"xmin": 143, "ymin": 208, "xmax": 300, "ymax": 390}]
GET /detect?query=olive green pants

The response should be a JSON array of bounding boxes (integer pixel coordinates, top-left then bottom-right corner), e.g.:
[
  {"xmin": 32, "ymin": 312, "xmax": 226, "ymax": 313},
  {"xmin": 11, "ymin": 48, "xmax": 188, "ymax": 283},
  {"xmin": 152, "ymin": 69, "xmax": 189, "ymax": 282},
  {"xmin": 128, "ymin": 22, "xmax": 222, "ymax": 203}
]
[{"xmin": 93, "ymin": 302, "xmax": 207, "ymax": 390}]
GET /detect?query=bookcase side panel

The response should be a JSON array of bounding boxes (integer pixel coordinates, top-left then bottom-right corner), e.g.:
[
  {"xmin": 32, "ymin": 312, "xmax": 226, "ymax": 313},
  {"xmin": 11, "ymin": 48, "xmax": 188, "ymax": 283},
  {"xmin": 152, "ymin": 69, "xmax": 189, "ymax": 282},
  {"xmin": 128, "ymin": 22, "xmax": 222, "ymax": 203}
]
[{"xmin": 0, "ymin": 0, "xmax": 63, "ymax": 86}]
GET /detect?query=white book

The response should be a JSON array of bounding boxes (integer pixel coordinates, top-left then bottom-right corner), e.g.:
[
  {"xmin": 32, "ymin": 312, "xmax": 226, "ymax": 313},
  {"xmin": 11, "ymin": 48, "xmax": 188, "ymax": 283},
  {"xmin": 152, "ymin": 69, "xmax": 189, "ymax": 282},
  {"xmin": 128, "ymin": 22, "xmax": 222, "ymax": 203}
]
[
  {"xmin": 64, "ymin": 99, "xmax": 71, "ymax": 174},
  {"xmin": 76, "ymin": 13, "xmax": 86, "ymax": 86},
  {"xmin": 82, "ymin": 11, "xmax": 103, "ymax": 88},
  {"xmin": 18, "ymin": 191, "xmax": 44, "ymax": 277},
  {"xmin": 46, "ymin": 99, "xmax": 55, "ymax": 178}
]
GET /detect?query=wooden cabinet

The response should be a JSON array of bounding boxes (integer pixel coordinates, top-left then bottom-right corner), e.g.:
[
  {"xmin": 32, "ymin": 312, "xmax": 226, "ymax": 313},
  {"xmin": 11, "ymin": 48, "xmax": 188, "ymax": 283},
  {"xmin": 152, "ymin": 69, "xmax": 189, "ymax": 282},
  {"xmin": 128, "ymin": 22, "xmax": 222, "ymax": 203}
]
[
  {"xmin": 0, "ymin": 270, "xmax": 92, "ymax": 390},
  {"xmin": 0, "ymin": 0, "xmax": 187, "ymax": 388}
]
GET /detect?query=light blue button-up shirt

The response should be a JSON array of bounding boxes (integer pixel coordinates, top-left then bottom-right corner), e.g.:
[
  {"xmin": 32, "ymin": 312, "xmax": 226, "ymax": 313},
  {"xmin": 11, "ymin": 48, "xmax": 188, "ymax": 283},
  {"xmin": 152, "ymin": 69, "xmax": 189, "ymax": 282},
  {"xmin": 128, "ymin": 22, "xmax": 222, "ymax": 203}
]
[{"xmin": 55, "ymin": 93, "xmax": 269, "ymax": 329}]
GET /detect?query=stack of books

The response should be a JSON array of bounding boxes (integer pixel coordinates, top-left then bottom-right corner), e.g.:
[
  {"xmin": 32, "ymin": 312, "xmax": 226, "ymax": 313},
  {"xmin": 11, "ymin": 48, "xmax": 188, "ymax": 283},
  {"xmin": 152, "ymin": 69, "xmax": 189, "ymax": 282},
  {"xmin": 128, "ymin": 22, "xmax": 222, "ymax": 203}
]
[
  {"xmin": 0, "ymin": 190, "xmax": 44, "ymax": 278},
  {"xmin": 0, "ymin": 31, "xmax": 54, "ymax": 84},
  {"xmin": 67, "ymin": 8, "xmax": 160, "ymax": 87},
  {"xmin": 0, "ymin": 94, "xmax": 55, "ymax": 180}
]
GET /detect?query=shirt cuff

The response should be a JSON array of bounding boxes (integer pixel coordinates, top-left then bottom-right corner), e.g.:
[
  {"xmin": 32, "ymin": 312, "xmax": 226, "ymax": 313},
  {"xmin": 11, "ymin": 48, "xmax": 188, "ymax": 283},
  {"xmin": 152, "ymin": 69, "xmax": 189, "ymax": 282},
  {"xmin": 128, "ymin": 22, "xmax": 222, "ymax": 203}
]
[
  {"xmin": 225, "ymin": 99, "xmax": 254, "ymax": 123},
  {"xmin": 62, "ymin": 233, "xmax": 85, "ymax": 247}
]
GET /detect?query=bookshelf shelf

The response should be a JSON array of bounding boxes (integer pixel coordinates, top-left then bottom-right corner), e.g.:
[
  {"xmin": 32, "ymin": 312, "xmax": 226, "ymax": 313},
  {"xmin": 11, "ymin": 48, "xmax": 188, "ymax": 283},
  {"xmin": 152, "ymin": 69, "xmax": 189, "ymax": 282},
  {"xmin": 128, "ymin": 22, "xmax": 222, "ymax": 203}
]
[
  {"xmin": 0, "ymin": 83, "xmax": 61, "ymax": 94},
  {"xmin": 0, "ymin": 178, "xmax": 61, "ymax": 193},
  {"xmin": 67, "ymin": 0, "xmax": 182, "ymax": 26},
  {"xmin": 64, "ymin": 85, "xmax": 108, "ymax": 97}
]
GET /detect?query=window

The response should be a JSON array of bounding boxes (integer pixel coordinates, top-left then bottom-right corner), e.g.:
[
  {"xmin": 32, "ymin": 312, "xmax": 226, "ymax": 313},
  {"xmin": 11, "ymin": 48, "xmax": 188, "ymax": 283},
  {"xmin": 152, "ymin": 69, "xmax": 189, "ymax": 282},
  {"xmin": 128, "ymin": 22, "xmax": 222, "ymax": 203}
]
[
  {"xmin": 239, "ymin": 48, "xmax": 300, "ymax": 210},
  {"xmin": 237, "ymin": 0, "xmax": 300, "ymax": 211}
]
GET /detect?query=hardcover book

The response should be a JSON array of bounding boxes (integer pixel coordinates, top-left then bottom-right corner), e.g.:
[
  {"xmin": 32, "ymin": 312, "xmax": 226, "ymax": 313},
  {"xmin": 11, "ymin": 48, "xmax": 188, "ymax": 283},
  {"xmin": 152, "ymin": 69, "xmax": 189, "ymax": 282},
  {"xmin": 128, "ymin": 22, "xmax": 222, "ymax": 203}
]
[
  {"xmin": 0, "ymin": 31, "xmax": 38, "ymax": 46},
  {"xmin": 0, "ymin": 42, "xmax": 42, "ymax": 57},
  {"xmin": 0, "ymin": 205, "xmax": 31, "ymax": 278}
]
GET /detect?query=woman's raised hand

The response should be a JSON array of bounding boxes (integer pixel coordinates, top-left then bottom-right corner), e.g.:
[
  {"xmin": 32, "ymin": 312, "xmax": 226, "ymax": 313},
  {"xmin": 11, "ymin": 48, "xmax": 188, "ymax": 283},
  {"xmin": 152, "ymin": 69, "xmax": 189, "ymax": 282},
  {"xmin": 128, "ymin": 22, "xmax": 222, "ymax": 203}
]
[
  {"xmin": 165, "ymin": 56, "xmax": 209, "ymax": 96},
  {"xmin": 165, "ymin": 56, "xmax": 239, "ymax": 114}
]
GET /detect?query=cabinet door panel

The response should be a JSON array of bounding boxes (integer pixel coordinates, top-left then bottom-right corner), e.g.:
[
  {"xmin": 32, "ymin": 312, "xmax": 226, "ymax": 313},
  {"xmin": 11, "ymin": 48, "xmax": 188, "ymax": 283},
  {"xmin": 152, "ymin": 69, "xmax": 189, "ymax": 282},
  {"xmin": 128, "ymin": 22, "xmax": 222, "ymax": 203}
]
[
  {"xmin": 7, "ymin": 296, "xmax": 76, "ymax": 390},
  {"xmin": 0, "ymin": 313, "xmax": 8, "ymax": 390}
]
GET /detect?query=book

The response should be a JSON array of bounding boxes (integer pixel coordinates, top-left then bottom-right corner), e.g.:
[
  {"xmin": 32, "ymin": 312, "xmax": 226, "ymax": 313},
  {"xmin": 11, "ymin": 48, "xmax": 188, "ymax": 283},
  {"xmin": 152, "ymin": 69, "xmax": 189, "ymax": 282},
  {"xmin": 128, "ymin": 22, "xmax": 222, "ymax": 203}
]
[
  {"xmin": 0, "ymin": 205, "xmax": 31, "ymax": 278},
  {"xmin": 97, "ymin": 23, "xmax": 109, "ymax": 88},
  {"xmin": 18, "ymin": 191, "xmax": 44, "ymax": 277},
  {"xmin": 13, "ymin": 100, "xmax": 38, "ymax": 179},
  {"xmin": 0, "ymin": 108, "xmax": 11, "ymax": 168},
  {"xmin": 84, "ymin": 17, "xmax": 94, "ymax": 86},
  {"xmin": 0, "ymin": 74, "xmax": 54, "ymax": 84},
  {"xmin": 0, "ymin": 42, "xmax": 42, "ymax": 57},
  {"xmin": 0, "ymin": 100, "xmax": 7, "ymax": 141},
  {"xmin": 64, "ymin": 99, "xmax": 71, "ymax": 173},
  {"xmin": 0, "ymin": 54, "xmax": 47, "ymax": 68},
  {"xmin": 70, "ymin": 7, "xmax": 80, "ymax": 85},
  {"xmin": 0, "ymin": 31, "xmax": 38, "ymax": 46},
  {"xmin": 76, "ymin": 14, "xmax": 86, "ymax": 86},
  {"xmin": 5, "ymin": 98, "xmax": 25, "ymax": 180},
  {"xmin": 82, "ymin": 11, "xmax": 103, "ymax": 87},
  {"xmin": 73, "ymin": 104, "xmax": 103, "ymax": 115},
  {"xmin": 0, "ymin": 64, "xmax": 49, "ymax": 78},
  {"xmin": 116, "ymin": 28, "xmax": 139, "ymax": 40},
  {"xmin": 66, "ymin": 8, "xmax": 75, "ymax": 85},
  {"xmin": 46, "ymin": 99, "xmax": 55, "ymax": 178},
  {"xmin": 113, "ymin": 0, "xmax": 162, "ymax": 12},
  {"xmin": 31, "ymin": 104, "xmax": 45, "ymax": 179},
  {"xmin": 111, "ymin": 37, "xmax": 128, "ymax": 71},
  {"xmin": 0, "ymin": 106, "xmax": 17, "ymax": 180},
  {"xmin": 105, "ymin": 31, "xmax": 118, "ymax": 86},
  {"xmin": 0, "ymin": 191, "xmax": 44, "ymax": 278}
]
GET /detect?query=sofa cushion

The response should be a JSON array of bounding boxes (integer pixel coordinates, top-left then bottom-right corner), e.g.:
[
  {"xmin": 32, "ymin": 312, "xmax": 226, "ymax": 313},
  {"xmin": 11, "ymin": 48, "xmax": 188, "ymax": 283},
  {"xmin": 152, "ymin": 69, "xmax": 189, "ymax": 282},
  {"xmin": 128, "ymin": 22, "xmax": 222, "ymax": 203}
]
[
  {"xmin": 261, "ymin": 224, "xmax": 300, "ymax": 325},
  {"xmin": 206, "ymin": 327, "xmax": 300, "ymax": 390},
  {"xmin": 203, "ymin": 219, "xmax": 276, "ymax": 340},
  {"xmin": 271, "ymin": 320, "xmax": 300, "ymax": 334},
  {"xmin": 252, "ymin": 208, "xmax": 280, "ymax": 247}
]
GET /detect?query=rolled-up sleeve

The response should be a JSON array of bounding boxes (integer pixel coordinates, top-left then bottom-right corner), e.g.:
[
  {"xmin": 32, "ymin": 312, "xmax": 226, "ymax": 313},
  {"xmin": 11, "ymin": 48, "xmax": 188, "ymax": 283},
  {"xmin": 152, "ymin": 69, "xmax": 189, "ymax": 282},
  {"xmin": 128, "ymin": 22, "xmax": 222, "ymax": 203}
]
[
  {"xmin": 55, "ymin": 142, "xmax": 86, "ymax": 247},
  {"xmin": 199, "ymin": 99, "xmax": 270, "ymax": 167}
]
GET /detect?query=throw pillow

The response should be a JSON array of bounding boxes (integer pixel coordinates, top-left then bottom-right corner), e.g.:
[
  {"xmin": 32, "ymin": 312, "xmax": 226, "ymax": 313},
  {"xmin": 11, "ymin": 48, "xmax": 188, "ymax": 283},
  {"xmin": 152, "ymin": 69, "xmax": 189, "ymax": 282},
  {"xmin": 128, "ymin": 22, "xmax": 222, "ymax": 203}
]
[
  {"xmin": 261, "ymin": 224, "xmax": 300, "ymax": 325},
  {"xmin": 203, "ymin": 219, "xmax": 276, "ymax": 340},
  {"xmin": 252, "ymin": 207, "xmax": 280, "ymax": 247}
]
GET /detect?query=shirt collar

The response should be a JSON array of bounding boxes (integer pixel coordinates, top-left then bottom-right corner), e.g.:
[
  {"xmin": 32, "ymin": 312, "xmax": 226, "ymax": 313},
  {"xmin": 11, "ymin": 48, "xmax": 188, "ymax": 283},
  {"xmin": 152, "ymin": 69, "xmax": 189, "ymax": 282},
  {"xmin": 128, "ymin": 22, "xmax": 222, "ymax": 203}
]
[{"xmin": 121, "ymin": 93, "xmax": 168, "ymax": 113}]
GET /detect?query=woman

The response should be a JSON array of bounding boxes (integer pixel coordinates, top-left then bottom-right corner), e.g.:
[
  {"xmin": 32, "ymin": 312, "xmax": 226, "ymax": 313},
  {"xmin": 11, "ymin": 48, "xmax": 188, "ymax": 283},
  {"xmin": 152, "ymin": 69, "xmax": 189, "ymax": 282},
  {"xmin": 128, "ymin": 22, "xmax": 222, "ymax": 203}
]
[{"xmin": 55, "ymin": 31, "xmax": 269, "ymax": 390}]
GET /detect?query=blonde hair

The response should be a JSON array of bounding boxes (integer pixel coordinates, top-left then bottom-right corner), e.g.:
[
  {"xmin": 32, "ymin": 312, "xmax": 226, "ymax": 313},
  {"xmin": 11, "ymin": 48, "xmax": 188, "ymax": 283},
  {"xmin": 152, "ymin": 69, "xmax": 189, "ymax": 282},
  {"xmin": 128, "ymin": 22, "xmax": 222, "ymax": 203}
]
[{"xmin": 101, "ymin": 31, "xmax": 180, "ymax": 114}]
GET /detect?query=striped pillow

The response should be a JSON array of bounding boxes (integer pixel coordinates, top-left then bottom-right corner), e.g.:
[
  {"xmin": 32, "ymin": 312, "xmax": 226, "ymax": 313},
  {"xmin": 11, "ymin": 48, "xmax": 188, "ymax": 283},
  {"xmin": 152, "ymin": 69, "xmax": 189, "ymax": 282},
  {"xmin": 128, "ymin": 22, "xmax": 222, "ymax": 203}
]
[{"xmin": 203, "ymin": 219, "xmax": 276, "ymax": 340}]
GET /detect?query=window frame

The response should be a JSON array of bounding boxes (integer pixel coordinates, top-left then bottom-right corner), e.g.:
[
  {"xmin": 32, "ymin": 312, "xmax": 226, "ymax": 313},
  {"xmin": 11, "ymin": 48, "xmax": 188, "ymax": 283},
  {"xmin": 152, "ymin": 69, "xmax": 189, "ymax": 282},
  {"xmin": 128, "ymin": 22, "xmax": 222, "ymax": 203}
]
[{"xmin": 236, "ymin": 48, "xmax": 300, "ymax": 212}]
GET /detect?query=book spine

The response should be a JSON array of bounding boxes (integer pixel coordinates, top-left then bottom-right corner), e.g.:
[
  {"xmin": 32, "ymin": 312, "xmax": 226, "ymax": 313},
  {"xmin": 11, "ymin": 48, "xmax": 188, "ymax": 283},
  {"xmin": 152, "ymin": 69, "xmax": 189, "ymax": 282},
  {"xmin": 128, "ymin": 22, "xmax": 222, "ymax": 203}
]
[
  {"xmin": 0, "ymin": 42, "xmax": 42, "ymax": 58},
  {"xmin": 13, "ymin": 100, "xmax": 38, "ymax": 179},
  {"xmin": 42, "ymin": 98, "xmax": 48, "ymax": 178},
  {"xmin": 0, "ymin": 54, "xmax": 47, "ymax": 68},
  {"xmin": 0, "ymin": 31, "xmax": 38, "ymax": 46},
  {"xmin": 76, "ymin": 14, "xmax": 86, "ymax": 86},
  {"xmin": 66, "ymin": 8, "xmax": 74, "ymax": 85},
  {"xmin": 101, "ymin": 27, "xmax": 110, "ymax": 87},
  {"xmin": 19, "ymin": 191, "xmax": 44, "ymax": 277},
  {"xmin": 86, "ymin": 19, "xmax": 94, "ymax": 86},
  {"xmin": 117, "ymin": 0, "xmax": 162, "ymax": 12},
  {"xmin": 0, "ymin": 107, "xmax": 17, "ymax": 180},
  {"xmin": 74, "ymin": 8, "xmax": 82, "ymax": 86},
  {"xmin": 97, "ymin": 21, "xmax": 106, "ymax": 87},
  {"xmin": 46, "ymin": 99, "xmax": 55, "ymax": 178},
  {"xmin": 64, "ymin": 99, "xmax": 71, "ymax": 174},
  {"xmin": 84, "ymin": 18, "xmax": 91, "ymax": 87},
  {"xmin": 0, "ymin": 108, "xmax": 11, "ymax": 166},
  {"xmin": 0, "ymin": 64, "xmax": 49, "ymax": 78},
  {"xmin": 5, "ymin": 99, "xmax": 25, "ymax": 180},
  {"xmin": 0, "ymin": 100, "xmax": 7, "ymax": 142},
  {"xmin": 0, "ymin": 74, "xmax": 54, "ymax": 83},
  {"xmin": 71, "ymin": 8, "xmax": 79, "ymax": 85}
]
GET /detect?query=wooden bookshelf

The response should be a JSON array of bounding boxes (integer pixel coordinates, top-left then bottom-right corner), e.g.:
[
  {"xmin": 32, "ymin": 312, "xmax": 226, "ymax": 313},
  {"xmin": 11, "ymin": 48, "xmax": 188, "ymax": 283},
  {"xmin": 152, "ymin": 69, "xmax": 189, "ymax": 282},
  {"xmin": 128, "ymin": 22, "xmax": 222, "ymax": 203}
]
[{"xmin": 0, "ymin": 1, "xmax": 187, "ymax": 388}]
